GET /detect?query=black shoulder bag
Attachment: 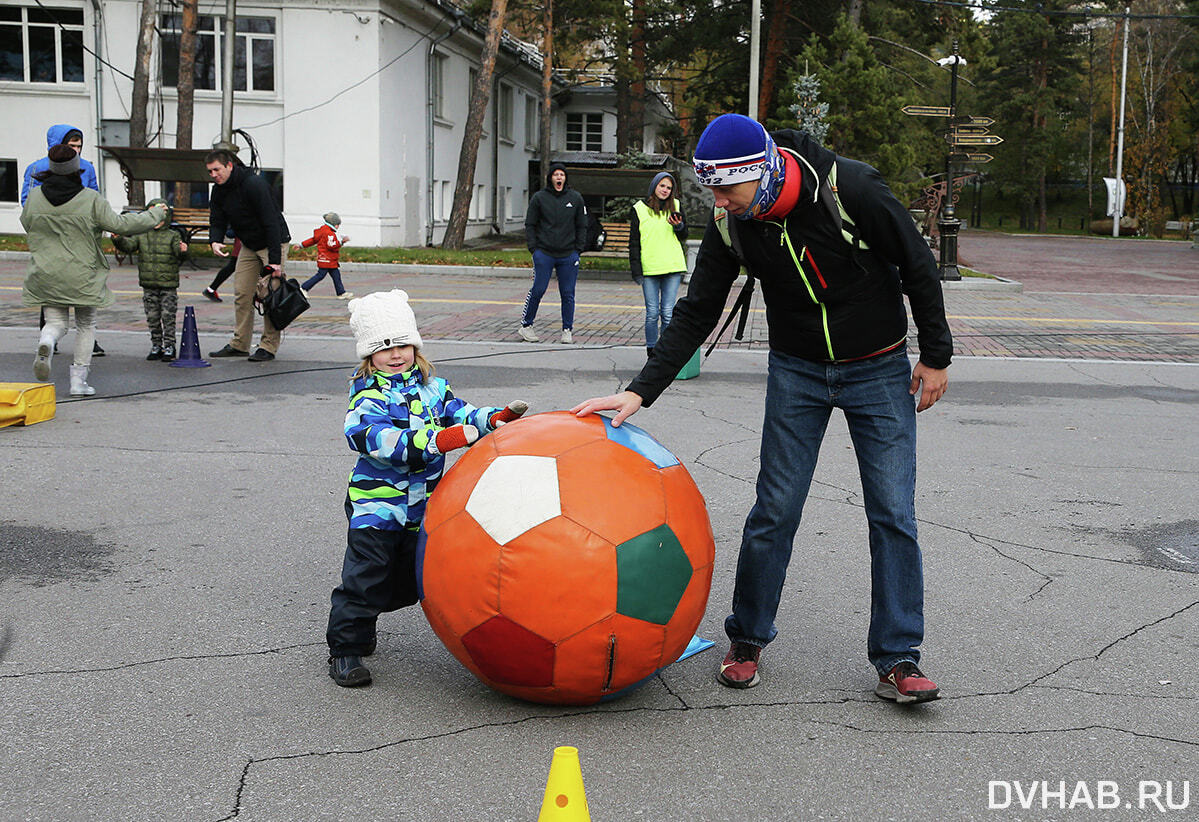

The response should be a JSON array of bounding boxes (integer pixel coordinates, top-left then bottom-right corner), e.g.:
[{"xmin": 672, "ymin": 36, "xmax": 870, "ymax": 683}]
[{"xmin": 254, "ymin": 274, "xmax": 310, "ymax": 330}]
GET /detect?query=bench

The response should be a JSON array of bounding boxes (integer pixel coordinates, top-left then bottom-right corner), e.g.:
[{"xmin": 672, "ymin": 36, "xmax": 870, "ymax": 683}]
[
  {"xmin": 171, "ymin": 207, "xmax": 211, "ymax": 244},
  {"xmin": 110, "ymin": 206, "xmax": 209, "ymax": 268},
  {"xmin": 585, "ymin": 220, "xmax": 631, "ymax": 258}
]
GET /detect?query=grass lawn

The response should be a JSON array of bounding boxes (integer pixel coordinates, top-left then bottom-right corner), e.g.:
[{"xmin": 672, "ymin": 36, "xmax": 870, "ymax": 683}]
[{"xmin": 0, "ymin": 233, "xmax": 629, "ymax": 270}]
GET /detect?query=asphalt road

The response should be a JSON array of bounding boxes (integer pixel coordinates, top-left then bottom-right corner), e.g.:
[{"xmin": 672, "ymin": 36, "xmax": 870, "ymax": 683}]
[{"xmin": 1, "ymin": 234, "xmax": 1197, "ymax": 820}]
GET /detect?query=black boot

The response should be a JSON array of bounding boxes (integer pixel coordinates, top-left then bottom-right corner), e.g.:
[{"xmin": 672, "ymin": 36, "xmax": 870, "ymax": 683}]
[
  {"xmin": 646, "ymin": 346, "xmax": 654, "ymax": 359},
  {"xmin": 328, "ymin": 655, "xmax": 371, "ymax": 687}
]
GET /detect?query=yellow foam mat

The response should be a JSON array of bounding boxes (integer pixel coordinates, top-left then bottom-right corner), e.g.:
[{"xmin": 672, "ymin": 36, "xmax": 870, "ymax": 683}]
[{"xmin": 0, "ymin": 382, "xmax": 56, "ymax": 427}]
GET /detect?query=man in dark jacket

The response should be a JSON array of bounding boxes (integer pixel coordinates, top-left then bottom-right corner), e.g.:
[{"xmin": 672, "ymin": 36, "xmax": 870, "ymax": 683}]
[
  {"xmin": 573, "ymin": 114, "xmax": 951, "ymax": 704},
  {"xmin": 204, "ymin": 149, "xmax": 291, "ymax": 362},
  {"xmin": 519, "ymin": 163, "xmax": 588, "ymax": 344}
]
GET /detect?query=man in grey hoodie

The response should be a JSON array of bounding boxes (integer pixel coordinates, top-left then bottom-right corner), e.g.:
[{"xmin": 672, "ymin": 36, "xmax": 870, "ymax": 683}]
[{"xmin": 519, "ymin": 163, "xmax": 588, "ymax": 344}]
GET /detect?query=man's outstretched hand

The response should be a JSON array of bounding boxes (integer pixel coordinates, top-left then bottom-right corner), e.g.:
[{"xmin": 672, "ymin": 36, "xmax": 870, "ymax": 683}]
[{"xmin": 570, "ymin": 391, "xmax": 643, "ymax": 427}]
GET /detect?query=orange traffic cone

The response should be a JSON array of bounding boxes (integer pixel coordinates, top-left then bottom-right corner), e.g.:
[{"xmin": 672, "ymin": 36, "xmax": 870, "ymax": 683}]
[
  {"xmin": 169, "ymin": 305, "xmax": 210, "ymax": 368},
  {"xmin": 537, "ymin": 746, "xmax": 590, "ymax": 821}
]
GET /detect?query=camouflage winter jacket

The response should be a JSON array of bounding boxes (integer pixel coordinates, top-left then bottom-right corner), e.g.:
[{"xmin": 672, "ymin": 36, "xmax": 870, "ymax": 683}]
[
  {"xmin": 112, "ymin": 200, "xmax": 185, "ymax": 289},
  {"xmin": 344, "ymin": 368, "xmax": 501, "ymax": 531}
]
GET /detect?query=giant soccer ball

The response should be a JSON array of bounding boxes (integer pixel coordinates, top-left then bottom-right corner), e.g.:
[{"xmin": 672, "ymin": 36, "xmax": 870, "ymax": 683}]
[{"xmin": 417, "ymin": 411, "xmax": 715, "ymax": 705}]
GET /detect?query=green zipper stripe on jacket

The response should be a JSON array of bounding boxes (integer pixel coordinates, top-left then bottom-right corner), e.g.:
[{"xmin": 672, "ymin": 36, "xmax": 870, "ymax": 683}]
[{"xmin": 779, "ymin": 216, "xmax": 835, "ymax": 360}]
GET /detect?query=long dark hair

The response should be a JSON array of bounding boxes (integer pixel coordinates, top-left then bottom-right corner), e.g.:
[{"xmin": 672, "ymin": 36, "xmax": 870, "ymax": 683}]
[{"xmin": 646, "ymin": 173, "xmax": 675, "ymax": 214}]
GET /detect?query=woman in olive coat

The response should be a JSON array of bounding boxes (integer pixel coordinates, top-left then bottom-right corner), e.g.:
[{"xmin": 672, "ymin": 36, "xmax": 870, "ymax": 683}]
[{"xmin": 21, "ymin": 145, "xmax": 166, "ymax": 395}]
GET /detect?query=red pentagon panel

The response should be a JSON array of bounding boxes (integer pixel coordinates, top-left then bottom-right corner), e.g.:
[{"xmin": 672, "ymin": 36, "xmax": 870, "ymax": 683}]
[
  {"xmin": 557, "ymin": 439, "xmax": 667, "ymax": 547},
  {"xmin": 423, "ymin": 436, "xmax": 499, "ymax": 535},
  {"xmin": 461, "ymin": 615, "xmax": 554, "ymax": 687},
  {"xmin": 660, "ymin": 464, "xmax": 717, "ymax": 572},
  {"xmin": 499, "ymin": 516, "xmax": 617, "ymax": 641},
  {"xmin": 489, "ymin": 410, "xmax": 605, "ymax": 459},
  {"xmin": 420, "ymin": 510, "xmax": 502, "ymax": 638}
]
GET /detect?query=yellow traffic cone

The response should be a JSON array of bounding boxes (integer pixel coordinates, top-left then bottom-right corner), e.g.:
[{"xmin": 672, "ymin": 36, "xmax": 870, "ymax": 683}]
[{"xmin": 537, "ymin": 746, "xmax": 591, "ymax": 821}]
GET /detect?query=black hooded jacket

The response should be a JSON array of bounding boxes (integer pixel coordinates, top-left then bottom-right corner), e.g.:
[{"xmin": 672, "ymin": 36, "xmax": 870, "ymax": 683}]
[
  {"xmin": 525, "ymin": 164, "xmax": 588, "ymax": 256},
  {"xmin": 208, "ymin": 164, "xmax": 290, "ymax": 264},
  {"xmin": 628, "ymin": 130, "xmax": 953, "ymax": 406}
]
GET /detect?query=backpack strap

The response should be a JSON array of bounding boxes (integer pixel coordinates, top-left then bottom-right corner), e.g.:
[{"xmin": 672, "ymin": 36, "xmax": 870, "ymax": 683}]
[
  {"xmin": 709, "ymin": 207, "xmax": 755, "ymax": 357},
  {"xmin": 819, "ymin": 160, "xmax": 869, "ymax": 251}
]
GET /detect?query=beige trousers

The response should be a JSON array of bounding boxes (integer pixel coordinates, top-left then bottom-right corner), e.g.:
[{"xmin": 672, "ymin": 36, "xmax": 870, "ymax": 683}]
[{"xmin": 230, "ymin": 243, "xmax": 289, "ymax": 354}]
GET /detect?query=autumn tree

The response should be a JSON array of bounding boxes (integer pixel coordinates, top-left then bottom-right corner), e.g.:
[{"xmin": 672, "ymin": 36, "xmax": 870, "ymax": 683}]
[
  {"xmin": 127, "ymin": 0, "xmax": 157, "ymax": 206},
  {"xmin": 442, "ymin": 0, "xmax": 510, "ymax": 249}
]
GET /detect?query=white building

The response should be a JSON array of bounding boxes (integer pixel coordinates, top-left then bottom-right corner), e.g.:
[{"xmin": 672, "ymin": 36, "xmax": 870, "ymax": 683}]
[{"xmin": 0, "ymin": 0, "xmax": 676, "ymax": 244}]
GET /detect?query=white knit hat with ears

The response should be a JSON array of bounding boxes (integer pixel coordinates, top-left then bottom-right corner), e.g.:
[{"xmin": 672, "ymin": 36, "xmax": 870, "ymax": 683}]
[{"xmin": 348, "ymin": 289, "xmax": 423, "ymax": 359}]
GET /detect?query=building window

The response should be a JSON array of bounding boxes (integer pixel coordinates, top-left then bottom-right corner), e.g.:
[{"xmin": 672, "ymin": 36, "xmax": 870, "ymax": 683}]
[
  {"xmin": 524, "ymin": 95, "xmax": 539, "ymax": 148},
  {"xmin": 498, "ymin": 84, "xmax": 513, "ymax": 141},
  {"xmin": 0, "ymin": 6, "xmax": 84, "ymax": 84},
  {"xmin": 160, "ymin": 14, "xmax": 276, "ymax": 92},
  {"xmin": 431, "ymin": 53, "xmax": 446, "ymax": 119},
  {"xmin": 566, "ymin": 113, "xmax": 603, "ymax": 152},
  {"xmin": 0, "ymin": 159, "xmax": 18, "ymax": 201}
]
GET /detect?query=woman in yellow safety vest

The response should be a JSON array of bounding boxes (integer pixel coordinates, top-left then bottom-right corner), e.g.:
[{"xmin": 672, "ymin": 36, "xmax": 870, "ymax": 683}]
[{"xmin": 629, "ymin": 172, "xmax": 688, "ymax": 357}]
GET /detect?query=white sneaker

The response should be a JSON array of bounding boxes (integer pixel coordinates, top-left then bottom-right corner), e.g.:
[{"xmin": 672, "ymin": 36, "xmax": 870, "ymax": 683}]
[
  {"xmin": 518, "ymin": 325, "xmax": 539, "ymax": 342},
  {"xmin": 561, "ymin": 329, "xmax": 573, "ymax": 344},
  {"xmin": 33, "ymin": 337, "xmax": 53, "ymax": 382},
  {"xmin": 338, "ymin": 292, "xmax": 354, "ymax": 300}
]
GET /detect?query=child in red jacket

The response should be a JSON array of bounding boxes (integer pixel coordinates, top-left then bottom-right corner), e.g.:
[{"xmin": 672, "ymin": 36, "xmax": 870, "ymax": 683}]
[{"xmin": 297, "ymin": 212, "xmax": 352, "ymax": 299}]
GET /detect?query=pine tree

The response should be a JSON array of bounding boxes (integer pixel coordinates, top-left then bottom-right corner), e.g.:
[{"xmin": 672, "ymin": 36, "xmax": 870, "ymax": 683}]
[{"xmin": 788, "ymin": 73, "xmax": 829, "ymax": 144}]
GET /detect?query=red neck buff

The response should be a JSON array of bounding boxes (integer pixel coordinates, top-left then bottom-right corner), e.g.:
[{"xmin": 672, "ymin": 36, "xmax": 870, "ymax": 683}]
[{"xmin": 761, "ymin": 151, "xmax": 801, "ymax": 220}]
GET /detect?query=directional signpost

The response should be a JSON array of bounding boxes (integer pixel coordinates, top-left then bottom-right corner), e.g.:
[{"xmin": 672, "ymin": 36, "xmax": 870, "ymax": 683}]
[
  {"xmin": 945, "ymin": 133, "xmax": 1003, "ymax": 145},
  {"xmin": 901, "ymin": 105, "xmax": 953, "ymax": 117},
  {"xmin": 903, "ymin": 41, "xmax": 1003, "ymax": 281},
  {"xmin": 949, "ymin": 152, "xmax": 994, "ymax": 164}
]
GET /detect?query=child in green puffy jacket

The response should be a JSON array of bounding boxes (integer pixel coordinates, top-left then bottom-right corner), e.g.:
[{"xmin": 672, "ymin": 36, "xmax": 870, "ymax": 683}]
[{"xmin": 112, "ymin": 198, "xmax": 188, "ymax": 361}]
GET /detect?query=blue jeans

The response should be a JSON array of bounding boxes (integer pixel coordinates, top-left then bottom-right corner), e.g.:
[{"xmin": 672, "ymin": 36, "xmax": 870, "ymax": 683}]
[
  {"xmin": 641, "ymin": 272, "xmax": 682, "ymax": 348},
  {"xmin": 302, "ymin": 267, "xmax": 346, "ymax": 295},
  {"xmin": 522, "ymin": 249, "xmax": 578, "ymax": 330},
  {"xmin": 724, "ymin": 347, "xmax": 924, "ymax": 675}
]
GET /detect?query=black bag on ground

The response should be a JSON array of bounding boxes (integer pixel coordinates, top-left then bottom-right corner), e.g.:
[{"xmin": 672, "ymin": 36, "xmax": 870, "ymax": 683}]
[{"xmin": 254, "ymin": 275, "xmax": 309, "ymax": 330}]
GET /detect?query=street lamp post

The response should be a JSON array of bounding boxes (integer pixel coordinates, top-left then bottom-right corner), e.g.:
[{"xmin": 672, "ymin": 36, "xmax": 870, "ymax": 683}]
[{"xmin": 938, "ymin": 41, "xmax": 963, "ymax": 281}]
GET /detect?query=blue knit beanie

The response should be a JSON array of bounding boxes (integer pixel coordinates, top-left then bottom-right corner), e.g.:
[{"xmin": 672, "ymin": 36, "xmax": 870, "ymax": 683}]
[{"xmin": 692, "ymin": 114, "xmax": 769, "ymax": 186}]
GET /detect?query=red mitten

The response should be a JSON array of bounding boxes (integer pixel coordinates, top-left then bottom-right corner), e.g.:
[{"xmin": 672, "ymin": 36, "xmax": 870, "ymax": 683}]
[
  {"xmin": 432, "ymin": 424, "xmax": 478, "ymax": 454},
  {"xmin": 489, "ymin": 400, "xmax": 529, "ymax": 428}
]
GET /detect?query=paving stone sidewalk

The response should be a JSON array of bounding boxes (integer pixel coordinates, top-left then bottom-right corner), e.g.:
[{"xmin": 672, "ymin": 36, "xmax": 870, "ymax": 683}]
[{"xmin": 2, "ymin": 239, "xmax": 1196, "ymax": 363}]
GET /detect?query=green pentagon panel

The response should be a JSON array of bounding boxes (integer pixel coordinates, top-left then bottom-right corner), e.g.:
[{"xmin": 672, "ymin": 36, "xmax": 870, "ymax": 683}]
[{"xmin": 615, "ymin": 524, "xmax": 692, "ymax": 625}]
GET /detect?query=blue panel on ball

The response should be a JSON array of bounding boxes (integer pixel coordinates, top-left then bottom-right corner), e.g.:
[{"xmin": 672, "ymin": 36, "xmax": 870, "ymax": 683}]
[{"xmin": 601, "ymin": 416, "xmax": 679, "ymax": 468}]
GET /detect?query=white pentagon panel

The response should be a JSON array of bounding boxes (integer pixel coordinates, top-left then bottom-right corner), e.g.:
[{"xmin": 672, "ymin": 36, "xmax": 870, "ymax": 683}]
[{"xmin": 465, "ymin": 455, "xmax": 560, "ymax": 545}]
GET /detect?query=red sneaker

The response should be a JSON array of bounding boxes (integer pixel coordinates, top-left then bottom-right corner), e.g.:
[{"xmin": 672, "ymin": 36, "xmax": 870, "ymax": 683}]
[
  {"xmin": 876, "ymin": 661, "xmax": 940, "ymax": 703},
  {"xmin": 717, "ymin": 641, "xmax": 761, "ymax": 689}
]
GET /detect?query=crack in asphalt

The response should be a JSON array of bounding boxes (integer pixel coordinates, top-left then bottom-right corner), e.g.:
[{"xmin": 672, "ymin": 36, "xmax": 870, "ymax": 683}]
[
  {"xmin": 690, "ymin": 406, "xmax": 759, "ymax": 435},
  {"xmin": 1027, "ymin": 683, "xmax": 1198, "ymax": 702},
  {"xmin": 214, "ymin": 688, "xmax": 862, "ymax": 820},
  {"xmin": 806, "ymin": 718, "xmax": 1199, "ymax": 747},
  {"xmin": 692, "ymin": 437, "xmax": 758, "ymax": 484},
  {"xmin": 966, "ymin": 531, "xmax": 1054, "ymax": 603},
  {"xmin": 949, "ymin": 598, "xmax": 1199, "ymax": 699},
  {"xmin": 0, "ymin": 641, "xmax": 323, "ymax": 678},
  {"xmin": 214, "ymin": 678, "xmax": 1199, "ymax": 820}
]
